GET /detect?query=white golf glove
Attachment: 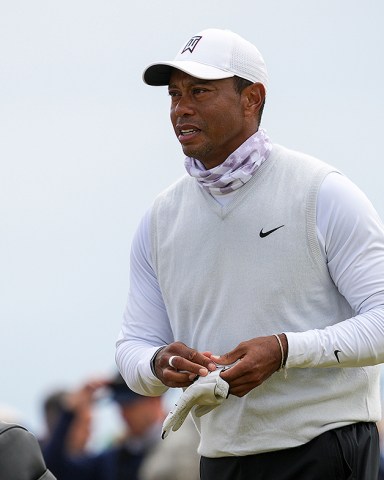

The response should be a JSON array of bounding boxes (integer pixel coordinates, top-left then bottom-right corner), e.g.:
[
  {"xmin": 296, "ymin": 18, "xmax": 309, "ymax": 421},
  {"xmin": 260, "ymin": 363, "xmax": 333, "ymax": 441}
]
[{"xmin": 162, "ymin": 368, "xmax": 229, "ymax": 439}]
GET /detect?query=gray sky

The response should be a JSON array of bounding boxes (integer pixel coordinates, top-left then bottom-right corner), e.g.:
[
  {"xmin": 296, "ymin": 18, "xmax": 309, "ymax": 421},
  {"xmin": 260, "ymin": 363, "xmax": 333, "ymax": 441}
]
[{"xmin": 1, "ymin": 0, "xmax": 383, "ymax": 434}]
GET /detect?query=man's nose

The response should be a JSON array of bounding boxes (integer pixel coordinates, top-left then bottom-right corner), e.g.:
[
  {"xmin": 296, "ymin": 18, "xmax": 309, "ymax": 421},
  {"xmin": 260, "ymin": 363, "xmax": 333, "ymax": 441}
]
[{"xmin": 173, "ymin": 95, "xmax": 195, "ymax": 116}]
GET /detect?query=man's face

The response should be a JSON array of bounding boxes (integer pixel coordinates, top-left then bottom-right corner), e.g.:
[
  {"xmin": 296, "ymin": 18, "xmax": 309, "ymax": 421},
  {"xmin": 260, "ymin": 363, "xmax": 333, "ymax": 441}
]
[
  {"xmin": 119, "ymin": 397, "xmax": 161, "ymax": 437},
  {"xmin": 169, "ymin": 70, "xmax": 254, "ymax": 169}
]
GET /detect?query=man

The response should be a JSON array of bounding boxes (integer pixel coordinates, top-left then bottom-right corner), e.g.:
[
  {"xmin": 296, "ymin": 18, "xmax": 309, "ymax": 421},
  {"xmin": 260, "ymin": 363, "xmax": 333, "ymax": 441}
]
[
  {"xmin": 42, "ymin": 387, "xmax": 95, "ymax": 457},
  {"xmin": 116, "ymin": 28, "xmax": 384, "ymax": 479},
  {"xmin": 42, "ymin": 374, "xmax": 166, "ymax": 480}
]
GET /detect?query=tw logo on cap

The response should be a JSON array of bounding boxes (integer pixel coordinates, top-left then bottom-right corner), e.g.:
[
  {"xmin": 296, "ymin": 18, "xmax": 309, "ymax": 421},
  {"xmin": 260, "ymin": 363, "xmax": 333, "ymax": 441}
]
[{"xmin": 181, "ymin": 35, "xmax": 202, "ymax": 54}]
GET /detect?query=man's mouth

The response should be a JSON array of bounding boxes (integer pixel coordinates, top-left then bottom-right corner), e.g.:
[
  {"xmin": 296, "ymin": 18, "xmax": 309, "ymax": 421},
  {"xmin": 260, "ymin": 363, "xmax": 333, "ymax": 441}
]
[
  {"xmin": 179, "ymin": 128, "xmax": 199, "ymax": 136},
  {"xmin": 177, "ymin": 125, "xmax": 201, "ymax": 143}
]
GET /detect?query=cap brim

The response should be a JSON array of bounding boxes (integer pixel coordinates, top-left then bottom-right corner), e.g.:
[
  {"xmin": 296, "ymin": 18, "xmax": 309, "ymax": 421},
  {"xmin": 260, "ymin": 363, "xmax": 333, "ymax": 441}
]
[{"xmin": 143, "ymin": 61, "xmax": 234, "ymax": 86}]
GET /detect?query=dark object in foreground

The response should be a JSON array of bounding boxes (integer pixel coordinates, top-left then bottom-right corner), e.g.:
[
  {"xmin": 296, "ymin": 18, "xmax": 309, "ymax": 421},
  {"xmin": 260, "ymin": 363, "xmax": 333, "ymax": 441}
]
[{"xmin": 0, "ymin": 422, "xmax": 57, "ymax": 480}]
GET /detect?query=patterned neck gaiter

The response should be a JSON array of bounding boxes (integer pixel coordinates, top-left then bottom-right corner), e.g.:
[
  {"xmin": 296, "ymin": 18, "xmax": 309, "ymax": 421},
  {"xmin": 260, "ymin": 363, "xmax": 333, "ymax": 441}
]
[{"xmin": 184, "ymin": 128, "xmax": 272, "ymax": 195}]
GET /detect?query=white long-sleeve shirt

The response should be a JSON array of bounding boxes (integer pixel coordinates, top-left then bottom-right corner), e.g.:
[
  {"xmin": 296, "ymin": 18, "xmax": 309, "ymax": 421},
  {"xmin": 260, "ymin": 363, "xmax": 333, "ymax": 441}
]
[{"xmin": 116, "ymin": 171, "xmax": 384, "ymax": 395}]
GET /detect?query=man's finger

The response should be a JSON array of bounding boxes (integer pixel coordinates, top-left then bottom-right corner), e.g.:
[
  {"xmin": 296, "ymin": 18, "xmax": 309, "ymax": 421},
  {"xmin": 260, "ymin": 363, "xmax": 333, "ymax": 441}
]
[
  {"xmin": 211, "ymin": 350, "xmax": 242, "ymax": 365},
  {"xmin": 168, "ymin": 355, "xmax": 216, "ymax": 376}
]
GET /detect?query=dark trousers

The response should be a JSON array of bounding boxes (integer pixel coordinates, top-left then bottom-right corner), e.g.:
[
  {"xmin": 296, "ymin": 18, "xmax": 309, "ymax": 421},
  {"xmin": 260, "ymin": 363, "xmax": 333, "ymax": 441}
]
[{"xmin": 200, "ymin": 422, "xmax": 379, "ymax": 480}]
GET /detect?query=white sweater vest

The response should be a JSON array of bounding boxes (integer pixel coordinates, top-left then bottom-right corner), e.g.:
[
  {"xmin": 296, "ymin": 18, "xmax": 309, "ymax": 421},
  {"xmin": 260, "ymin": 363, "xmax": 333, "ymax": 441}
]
[{"xmin": 151, "ymin": 144, "xmax": 381, "ymax": 457}]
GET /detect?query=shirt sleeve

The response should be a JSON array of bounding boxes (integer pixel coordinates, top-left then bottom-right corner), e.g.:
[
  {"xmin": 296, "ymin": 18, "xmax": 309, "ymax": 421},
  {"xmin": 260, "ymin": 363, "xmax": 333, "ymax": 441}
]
[
  {"xmin": 285, "ymin": 172, "xmax": 384, "ymax": 368},
  {"xmin": 115, "ymin": 207, "xmax": 173, "ymax": 396}
]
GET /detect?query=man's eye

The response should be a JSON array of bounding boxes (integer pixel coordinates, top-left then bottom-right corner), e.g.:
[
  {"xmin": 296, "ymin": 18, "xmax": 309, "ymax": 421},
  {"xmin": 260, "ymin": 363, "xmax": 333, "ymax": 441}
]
[
  {"xmin": 168, "ymin": 91, "xmax": 180, "ymax": 97},
  {"xmin": 192, "ymin": 88, "xmax": 207, "ymax": 94}
]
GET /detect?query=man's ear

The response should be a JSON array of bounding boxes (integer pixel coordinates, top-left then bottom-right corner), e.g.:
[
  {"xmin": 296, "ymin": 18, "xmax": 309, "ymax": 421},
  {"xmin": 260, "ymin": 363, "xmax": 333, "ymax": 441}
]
[{"xmin": 243, "ymin": 83, "xmax": 265, "ymax": 118}]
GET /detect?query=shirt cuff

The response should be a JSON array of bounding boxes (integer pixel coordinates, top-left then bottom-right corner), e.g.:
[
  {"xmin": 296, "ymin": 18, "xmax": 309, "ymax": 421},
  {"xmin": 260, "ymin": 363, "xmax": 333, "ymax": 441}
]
[
  {"xmin": 284, "ymin": 330, "xmax": 322, "ymax": 368},
  {"xmin": 136, "ymin": 346, "xmax": 170, "ymax": 395}
]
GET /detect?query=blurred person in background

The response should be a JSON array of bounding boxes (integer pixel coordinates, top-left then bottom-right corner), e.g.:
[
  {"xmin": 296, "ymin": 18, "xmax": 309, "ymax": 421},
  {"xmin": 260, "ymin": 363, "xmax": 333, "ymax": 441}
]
[
  {"xmin": 41, "ymin": 373, "xmax": 199, "ymax": 480},
  {"xmin": 139, "ymin": 412, "xmax": 200, "ymax": 480},
  {"xmin": 41, "ymin": 386, "xmax": 95, "ymax": 457}
]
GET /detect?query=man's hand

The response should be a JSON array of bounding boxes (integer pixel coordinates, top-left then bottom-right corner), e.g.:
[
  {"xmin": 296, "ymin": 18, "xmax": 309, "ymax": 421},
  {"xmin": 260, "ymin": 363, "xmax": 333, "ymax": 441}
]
[
  {"xmin": 154, "ymin": 342, "xmax": 217, "ymax": 388},
  {"xmin": 65, "ymin": 379, "xmax": 109, "ymax": 412},
  {"xmin": 210, "ymin": 334, "xmax": 288, "ymax": 397}
]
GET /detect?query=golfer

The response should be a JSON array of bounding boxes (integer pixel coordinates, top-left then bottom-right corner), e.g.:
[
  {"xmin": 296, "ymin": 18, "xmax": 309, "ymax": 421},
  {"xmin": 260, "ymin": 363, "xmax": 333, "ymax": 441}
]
[{"xmin": 116, "ymin": 28, "xmax": 384, "ymax": 479}]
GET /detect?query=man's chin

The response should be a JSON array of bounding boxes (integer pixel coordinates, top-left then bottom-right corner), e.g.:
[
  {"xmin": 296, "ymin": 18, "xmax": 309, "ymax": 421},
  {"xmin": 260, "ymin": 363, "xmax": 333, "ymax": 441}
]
[
  {"xmin": 181, "ymin": 145, "xmax": 206, "ymax": 162},
  {"xmin": 181, "ymin": 146, "xmax": 197, "ymax": 159},
  {"xmin": 181, "ymin": 144, "xmax": 213, "ymax": 168}
]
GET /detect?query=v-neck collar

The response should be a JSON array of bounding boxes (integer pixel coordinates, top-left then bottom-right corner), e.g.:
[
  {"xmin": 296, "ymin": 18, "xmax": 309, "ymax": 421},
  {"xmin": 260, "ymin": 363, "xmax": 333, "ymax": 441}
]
[{"xmin": 196, "ymin": 153, "xmax": 276, "ymax": 219}]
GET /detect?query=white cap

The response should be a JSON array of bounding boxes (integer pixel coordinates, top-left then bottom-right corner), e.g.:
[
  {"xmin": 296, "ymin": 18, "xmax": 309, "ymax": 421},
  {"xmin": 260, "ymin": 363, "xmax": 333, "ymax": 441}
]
[{"xmin": 143, "ymin": 28, "xmax": 268, "ymax": 90}]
